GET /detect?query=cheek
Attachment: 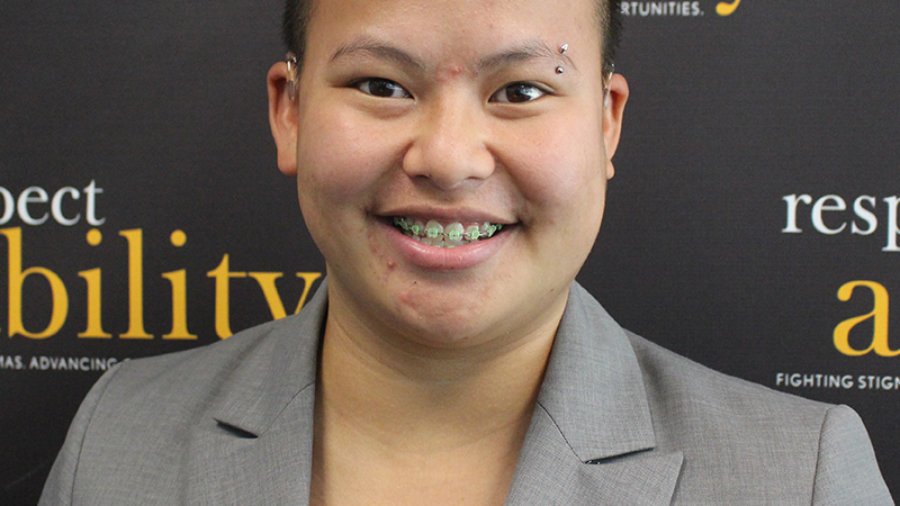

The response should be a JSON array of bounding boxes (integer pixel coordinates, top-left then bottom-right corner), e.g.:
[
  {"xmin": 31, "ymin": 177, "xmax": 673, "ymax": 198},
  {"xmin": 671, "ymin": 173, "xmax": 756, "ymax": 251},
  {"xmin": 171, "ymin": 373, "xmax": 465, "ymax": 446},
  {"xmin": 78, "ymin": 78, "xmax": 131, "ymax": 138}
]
[
  {"xmin": 507, "ymin": 123, "xmax": 608, "ymax": 220},
  {"xmin": 519, "ymin": 135, "xmax": 607, "ymax": 265},
  {"xmin": 296, "ymin": 108, "xmax": 396, "ymax": 206}
]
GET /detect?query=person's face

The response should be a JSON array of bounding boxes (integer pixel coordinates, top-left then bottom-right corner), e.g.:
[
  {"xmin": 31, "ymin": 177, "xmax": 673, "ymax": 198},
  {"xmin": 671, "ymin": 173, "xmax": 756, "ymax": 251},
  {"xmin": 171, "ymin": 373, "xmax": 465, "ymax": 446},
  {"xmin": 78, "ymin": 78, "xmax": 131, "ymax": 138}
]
[{"xmin": 269, "ymin": 0, "xmax": 628, "ymax": 350}]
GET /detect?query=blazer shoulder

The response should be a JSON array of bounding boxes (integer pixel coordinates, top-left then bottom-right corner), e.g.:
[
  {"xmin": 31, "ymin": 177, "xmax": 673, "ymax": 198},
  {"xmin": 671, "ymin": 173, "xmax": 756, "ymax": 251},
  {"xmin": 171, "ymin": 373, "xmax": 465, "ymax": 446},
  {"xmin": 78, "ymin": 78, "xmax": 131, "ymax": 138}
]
[
  {"xmin": 97, "ymin": 314, "xmax": 309, "ymax": 406},
  {"xmin": 625, "ymin": 329, "xmax": 830, "ymax": 417},
  {"xmin": 40, "ymin": 313, "xmax": 321, "ymax": 505},
  {"xmin": 622, "ymin": 331, "xmax": 891, "ymax": 503},
  {"xmin": 813, "ymin": 404, "xmax": 893, "ymax": 505}
]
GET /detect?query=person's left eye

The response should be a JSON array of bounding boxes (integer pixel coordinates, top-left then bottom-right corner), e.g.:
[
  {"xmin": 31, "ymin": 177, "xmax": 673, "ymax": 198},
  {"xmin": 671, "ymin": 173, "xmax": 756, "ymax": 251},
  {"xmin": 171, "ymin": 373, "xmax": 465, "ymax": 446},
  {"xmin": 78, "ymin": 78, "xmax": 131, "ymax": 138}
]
[{"xmin": 490, "ymin": 83, "xmax": 547, "ymax": 104}]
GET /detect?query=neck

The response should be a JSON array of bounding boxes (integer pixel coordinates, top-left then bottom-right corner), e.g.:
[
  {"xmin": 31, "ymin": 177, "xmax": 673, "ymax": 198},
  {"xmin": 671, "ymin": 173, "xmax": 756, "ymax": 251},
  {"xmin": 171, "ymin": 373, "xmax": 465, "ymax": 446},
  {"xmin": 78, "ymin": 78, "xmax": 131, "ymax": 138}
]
[{"xmin": 315, "ymin": 289, "xmax": 565, "ymax": 453}]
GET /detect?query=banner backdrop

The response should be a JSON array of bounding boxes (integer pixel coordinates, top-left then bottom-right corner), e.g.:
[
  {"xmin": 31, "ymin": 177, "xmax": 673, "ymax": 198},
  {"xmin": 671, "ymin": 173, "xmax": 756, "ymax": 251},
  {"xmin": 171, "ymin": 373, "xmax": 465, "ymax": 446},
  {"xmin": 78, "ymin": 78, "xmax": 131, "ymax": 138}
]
[{"xmin": 1, "ymin": 1, "xmax": 897, "ymax": 503}]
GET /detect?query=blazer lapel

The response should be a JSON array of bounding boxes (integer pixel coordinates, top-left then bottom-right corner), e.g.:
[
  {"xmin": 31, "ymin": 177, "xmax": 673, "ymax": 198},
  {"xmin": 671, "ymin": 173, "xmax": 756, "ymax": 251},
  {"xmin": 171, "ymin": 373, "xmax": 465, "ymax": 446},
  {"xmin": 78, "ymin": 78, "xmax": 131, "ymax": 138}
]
[
  {"xmin": 183, "ymin": 284, "xmax": 328, "ymax": 505},
  {"xmin": 173, "ymin": 281, "xmax": 680, "ymax": 504},
  {"xmin": 186, "ymin": 386, "xmax": 316, "ymax": 505},
  {"xmin": 507, "ymin": 283, "xmax": 683, "ymax": 505},
  {"xmin": 506, "ymin": 407, "xmax": 682, "ymax": 505}
]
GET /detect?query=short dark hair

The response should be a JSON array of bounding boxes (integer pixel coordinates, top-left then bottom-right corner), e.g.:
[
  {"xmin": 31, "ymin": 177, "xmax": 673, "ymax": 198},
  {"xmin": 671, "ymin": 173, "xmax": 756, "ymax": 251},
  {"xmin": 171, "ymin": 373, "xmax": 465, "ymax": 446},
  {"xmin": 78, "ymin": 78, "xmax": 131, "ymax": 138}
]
[{"xmin": 282, "ymin": 0, "xmax": 623, "ymax": 73}]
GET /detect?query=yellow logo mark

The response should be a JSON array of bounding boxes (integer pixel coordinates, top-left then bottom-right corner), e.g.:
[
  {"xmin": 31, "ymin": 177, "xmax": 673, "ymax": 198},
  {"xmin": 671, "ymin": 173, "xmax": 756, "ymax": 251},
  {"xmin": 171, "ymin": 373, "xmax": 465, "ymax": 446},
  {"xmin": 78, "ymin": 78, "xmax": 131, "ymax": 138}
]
[
  {"xmin": 716, "ymin": 0, "xmax": 741, "ymax": 16},
  {"xmin": 1, "ymin": 227, "xmax": 323, "ymax": 341},
  {"xmin": 834, "ymin": 280, "xmax": 899, "ymax": 357}
]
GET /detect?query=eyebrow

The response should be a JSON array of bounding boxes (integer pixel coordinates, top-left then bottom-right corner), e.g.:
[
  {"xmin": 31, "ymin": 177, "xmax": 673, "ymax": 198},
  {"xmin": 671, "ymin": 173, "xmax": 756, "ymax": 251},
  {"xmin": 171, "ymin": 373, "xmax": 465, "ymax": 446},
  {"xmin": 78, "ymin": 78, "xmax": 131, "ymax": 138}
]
[
  {"xmin": 330, "ymin": 37, "xmax": 575, "ymax": 74},
  {"xmin": 477, "ymin": 41, "xmax": 577, "ymax": 74},
  {"xmin": 331, "ymin": 37, "xmax": 426, "ymax": 72}
]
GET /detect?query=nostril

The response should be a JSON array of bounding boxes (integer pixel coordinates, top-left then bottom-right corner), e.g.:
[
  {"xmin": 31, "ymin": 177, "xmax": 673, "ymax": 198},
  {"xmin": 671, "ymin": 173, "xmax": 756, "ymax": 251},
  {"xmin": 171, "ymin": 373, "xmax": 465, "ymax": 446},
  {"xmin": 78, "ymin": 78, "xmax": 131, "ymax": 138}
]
[{"xmin": 402, "ymin": 148, "xmax": 495, "ymax": 191}]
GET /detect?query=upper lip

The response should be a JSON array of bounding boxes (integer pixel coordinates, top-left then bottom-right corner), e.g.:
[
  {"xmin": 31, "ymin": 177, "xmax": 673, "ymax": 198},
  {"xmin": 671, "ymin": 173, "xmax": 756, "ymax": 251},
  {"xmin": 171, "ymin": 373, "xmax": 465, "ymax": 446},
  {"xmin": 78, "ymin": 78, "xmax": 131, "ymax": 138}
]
[{"xmin": 376, "ymin": 205, "xmax": 515, "ymax": 225}]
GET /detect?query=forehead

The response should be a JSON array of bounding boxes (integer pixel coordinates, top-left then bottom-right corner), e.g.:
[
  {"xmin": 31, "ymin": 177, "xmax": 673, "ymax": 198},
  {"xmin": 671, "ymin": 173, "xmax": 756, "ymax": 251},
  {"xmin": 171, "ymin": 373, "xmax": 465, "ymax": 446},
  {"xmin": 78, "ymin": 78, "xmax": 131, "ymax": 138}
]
[{"xmin": 303, "ymin": 0, "xmax": 602, "ymax": 63}]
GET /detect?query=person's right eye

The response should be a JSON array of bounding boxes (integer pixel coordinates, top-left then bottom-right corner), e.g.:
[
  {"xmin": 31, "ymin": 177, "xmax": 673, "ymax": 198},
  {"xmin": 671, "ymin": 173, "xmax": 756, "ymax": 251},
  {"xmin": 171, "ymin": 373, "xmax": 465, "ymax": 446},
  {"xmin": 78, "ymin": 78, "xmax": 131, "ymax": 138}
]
[{"xmin": 353, "ymin": 78, "xmax": 412, "ymax": 99}]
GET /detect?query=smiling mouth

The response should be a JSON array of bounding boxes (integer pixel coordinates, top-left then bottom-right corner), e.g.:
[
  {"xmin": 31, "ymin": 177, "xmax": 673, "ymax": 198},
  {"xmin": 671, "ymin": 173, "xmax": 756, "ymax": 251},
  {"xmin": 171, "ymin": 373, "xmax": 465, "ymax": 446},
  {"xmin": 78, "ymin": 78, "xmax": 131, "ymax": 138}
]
[{"xmin": 392, "ymin": 217, "xmax": 505, "ymax": 248}]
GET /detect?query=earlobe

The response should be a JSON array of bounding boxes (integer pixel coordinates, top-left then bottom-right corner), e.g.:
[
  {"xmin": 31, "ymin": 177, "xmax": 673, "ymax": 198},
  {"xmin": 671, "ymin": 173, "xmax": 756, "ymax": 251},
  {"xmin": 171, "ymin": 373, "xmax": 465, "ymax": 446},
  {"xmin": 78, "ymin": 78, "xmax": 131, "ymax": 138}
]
[
  {"xmin": 267, "ymin": 61, "xmax": 300, "ymax": 176},
  {"xmin": 602, "ymin": 73, "xmax": 629, "ymax": 165}
]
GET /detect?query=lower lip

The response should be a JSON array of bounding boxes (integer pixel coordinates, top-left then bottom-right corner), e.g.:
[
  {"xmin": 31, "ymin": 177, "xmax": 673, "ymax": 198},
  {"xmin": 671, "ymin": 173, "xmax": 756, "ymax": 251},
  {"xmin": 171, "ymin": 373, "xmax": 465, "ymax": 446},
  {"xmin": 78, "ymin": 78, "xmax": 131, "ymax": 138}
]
[{"xmin": 381, "ymin": 220, "xmax": 512, "ymax": 271}]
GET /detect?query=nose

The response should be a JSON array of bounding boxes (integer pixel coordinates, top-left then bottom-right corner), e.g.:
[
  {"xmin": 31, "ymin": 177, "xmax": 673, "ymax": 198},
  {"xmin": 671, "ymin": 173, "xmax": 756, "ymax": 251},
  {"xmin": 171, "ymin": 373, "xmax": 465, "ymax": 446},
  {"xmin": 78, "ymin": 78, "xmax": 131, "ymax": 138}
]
[{"xmin": 402, "ymin": 95, "xmax": 495, "ymax": 191}]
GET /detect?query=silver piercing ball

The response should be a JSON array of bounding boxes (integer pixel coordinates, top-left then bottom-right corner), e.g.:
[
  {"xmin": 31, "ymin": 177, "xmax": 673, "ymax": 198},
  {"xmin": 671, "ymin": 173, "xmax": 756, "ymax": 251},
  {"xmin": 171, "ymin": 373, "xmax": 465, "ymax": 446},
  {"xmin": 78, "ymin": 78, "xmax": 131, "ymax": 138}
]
[
  {"xmin": 559, "ymin": 43, "xmax": 569, "ymax": 54},
  {"xmin": 285, "ymin": 53, "xmax": 299, "ymax": 100},
  {"xmin": 555, "ymin": 66, "xmax": 565, "ymax": 74}
]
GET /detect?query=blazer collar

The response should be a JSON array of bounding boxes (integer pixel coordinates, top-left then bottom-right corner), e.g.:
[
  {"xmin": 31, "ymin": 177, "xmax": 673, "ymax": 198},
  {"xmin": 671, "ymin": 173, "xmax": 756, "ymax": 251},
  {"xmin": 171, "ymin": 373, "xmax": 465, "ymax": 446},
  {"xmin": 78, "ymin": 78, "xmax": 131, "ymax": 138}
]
[
  {"xmin": 209, "ymin": 281, "xmax": 326, "ymax": 437},
  {"xmin": 201, "ymin": 281, "xmax": 681, "ymax": 504},
  {"xmin": 506, "ymin": 282, "xmax": 682, "ymax": 505},
  {"xmin": 537, "ymin": 282, "xmax": 656, "ymax": 460},
  {"xmin": 189, "ymin": 282, "xmax": 328, "ymax": 504},
  {"xmin": 209, "ymin": 280, "xmax": 654, "ymax": 451}
]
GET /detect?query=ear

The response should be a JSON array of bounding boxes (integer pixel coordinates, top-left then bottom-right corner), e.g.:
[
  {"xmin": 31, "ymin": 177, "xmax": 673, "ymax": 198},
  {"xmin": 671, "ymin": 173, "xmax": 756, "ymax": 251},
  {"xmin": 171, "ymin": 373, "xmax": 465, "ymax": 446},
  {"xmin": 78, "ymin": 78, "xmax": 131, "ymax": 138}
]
[
  {"xmin": 601, "ymin": 73, "xmax": 629, "ymax": 180},
  {"xmin": 267, "ymin": 61, "xmax": 299, "ymax": 176}
]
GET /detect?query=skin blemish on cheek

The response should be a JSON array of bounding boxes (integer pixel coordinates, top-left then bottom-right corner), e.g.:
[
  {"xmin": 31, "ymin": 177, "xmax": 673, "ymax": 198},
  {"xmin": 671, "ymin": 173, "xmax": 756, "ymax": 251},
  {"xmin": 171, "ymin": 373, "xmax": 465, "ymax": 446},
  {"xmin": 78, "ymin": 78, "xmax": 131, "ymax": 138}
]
[
  {"xmin": 364, "ymin": 228, "xmax": 400, "ymax": 283},
  {"xmin": 397, "ymin": 288, "xmax": 421, "ymax": 312}
]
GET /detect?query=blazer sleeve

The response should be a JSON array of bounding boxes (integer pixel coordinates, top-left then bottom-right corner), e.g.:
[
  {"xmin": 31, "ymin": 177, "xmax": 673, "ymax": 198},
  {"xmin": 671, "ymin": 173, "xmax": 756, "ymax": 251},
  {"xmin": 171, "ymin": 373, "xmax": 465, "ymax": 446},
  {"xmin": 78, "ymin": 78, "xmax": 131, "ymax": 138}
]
[
  {"xmin": 38, "ymin": 362, "xmax": 124, "ymax": 506},
  {"xmin": 812, "ymin": 404, "xmax": 894, "ymax": 505}
]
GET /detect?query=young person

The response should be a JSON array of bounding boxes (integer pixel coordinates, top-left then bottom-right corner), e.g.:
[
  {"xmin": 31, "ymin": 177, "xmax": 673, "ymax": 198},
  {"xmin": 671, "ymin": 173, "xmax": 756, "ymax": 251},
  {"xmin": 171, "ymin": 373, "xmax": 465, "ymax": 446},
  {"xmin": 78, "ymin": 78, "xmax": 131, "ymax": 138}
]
[{"xmin": 42, "ymin": 0, "xmax": 892, "ymax": 504}]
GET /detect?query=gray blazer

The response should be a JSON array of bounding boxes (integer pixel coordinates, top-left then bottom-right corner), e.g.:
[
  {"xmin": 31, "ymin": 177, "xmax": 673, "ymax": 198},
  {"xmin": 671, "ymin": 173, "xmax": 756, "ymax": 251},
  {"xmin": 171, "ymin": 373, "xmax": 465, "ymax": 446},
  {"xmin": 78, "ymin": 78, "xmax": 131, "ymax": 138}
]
[{"xmin": 41, "ymin": 283, "xmax": 892, "ymax": 505}]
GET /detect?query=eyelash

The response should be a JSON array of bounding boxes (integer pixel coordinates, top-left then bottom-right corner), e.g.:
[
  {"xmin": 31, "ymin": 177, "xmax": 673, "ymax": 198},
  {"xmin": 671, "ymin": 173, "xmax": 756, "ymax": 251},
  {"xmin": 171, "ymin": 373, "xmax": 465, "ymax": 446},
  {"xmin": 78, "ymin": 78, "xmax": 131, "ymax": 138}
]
[
  {"xmin": 491, "ymin": 82, "xmax": 549, "ymax": 104},
  {"xmin": 351, "ymin": 78, "xmax": 550, "ymax": 104},
  {"xmin": 353, "ymin": 78, "xmax": 411, "ymax": 99}
]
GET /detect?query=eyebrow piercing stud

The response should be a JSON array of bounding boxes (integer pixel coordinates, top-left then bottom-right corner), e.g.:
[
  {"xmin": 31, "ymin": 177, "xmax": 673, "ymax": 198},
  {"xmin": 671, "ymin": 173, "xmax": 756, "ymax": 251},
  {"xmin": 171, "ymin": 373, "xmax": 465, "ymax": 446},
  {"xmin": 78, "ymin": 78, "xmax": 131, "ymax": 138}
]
[{"xmin": 556, "ymin": 43, "xmax": 568, "ymax": 74}]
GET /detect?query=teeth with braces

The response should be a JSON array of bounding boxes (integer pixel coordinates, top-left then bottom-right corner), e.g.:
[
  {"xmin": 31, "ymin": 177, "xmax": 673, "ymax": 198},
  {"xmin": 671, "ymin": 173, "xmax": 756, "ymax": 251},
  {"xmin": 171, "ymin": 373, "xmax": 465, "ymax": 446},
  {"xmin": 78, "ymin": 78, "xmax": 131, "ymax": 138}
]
[{"xmin": 393, "ymin": 217, "xmax": 504, "ymax": 247}]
